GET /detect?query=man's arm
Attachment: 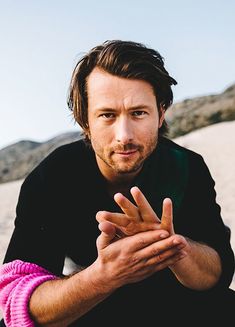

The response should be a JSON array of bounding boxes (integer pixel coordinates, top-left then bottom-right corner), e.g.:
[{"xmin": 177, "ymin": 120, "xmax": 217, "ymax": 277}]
[
  {"xmin": 29, "ymin": 263, "xmax": 113, "ymax": 326},
  {"xmin": 169, "ymin": 238, "xmax": 222, "ymax": 290},
  {"xmin": 28, "ymin": 225, "xmax": 184, "ymax": 326}
]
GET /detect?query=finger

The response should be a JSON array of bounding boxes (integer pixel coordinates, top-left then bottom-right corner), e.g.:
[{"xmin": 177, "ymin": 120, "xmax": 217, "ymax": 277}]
[
  {"xmin": 120, "ymin": 221, "xmax": 162, "ymax": 236},
  {"xmin": 137, "ymin": 234, "xmax": 186, "ymax": 259},
  {"xmin": 96, "ymin": 221, "xmax": 117, "ymax": 249},
  {"xmin": 145, "ymin": 248, "xmax": 186, "ymax": 267},
  {"xmin": 114, "ymin": 193, "xmax": 141, "ymax": 221},
  {"xmin": 98, "ymin": 221, "xmax": 117, "ymax": 235},
  {"xmin": 96, "ymin": 211, "xmax": 130, "ymax": 227},
  {"xmin": 127, "ymin": 229, "xmax": 169, "ymax": 252},
  {"xmin": 130, "ymin": 186, "xmax": 160, "ymax": 223},
  {"xmin": 161, "ymin": 198, "xmax": 174, "ymax": 234},
  {"xmin": 147, "ymin": 250, "xmax": 187, "ymax": 270}
]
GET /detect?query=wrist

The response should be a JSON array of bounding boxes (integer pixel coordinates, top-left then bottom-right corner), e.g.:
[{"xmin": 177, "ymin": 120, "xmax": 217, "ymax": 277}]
[{"xmin": 78, "ymin": 260, "xmax": 118, "ymax": 296}]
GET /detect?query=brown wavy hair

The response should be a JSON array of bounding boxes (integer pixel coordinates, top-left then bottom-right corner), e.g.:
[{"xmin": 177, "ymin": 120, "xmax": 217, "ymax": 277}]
[{"xmin": 67, "ymin": 40, "xmax": 177, "ymax": 139}]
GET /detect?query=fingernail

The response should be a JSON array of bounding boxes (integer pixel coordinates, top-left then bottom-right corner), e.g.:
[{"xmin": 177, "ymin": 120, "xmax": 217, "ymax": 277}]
[{"xmin": 160, "ymin": 233, "xmax": 168, "ymax": 238}]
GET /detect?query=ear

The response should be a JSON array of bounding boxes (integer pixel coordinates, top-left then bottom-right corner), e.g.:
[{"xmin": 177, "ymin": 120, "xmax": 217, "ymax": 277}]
[
  {"xmin": 158, "ymin": 106, "xmax": 165, "ymax": 128},
  {"xmin": 86, "ymin": 131, "xmax": 91, "ymax": 140},
  {"xmin": 84, "ymin": 125, "xmax": 91, "ymax": 139}
]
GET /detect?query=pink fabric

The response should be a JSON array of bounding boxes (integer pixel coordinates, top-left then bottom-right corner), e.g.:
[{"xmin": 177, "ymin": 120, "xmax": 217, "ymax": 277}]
[{"xmin": 0, "ymin": 260, "xmax": 57, "ymax": 327}]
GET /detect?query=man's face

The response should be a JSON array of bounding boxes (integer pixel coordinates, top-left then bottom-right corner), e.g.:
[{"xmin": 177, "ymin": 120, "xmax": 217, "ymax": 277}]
[{"xmin": 86, "ymin": 68, "xmax": 164, "ymax": 181}]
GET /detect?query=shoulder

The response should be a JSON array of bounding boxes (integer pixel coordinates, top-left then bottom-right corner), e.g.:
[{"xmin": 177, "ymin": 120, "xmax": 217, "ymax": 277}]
[
  {"xmin": 43, "ymin": 138, "xmax": 91, "ymax": 162},
  {"xmin": 159, "ymin": 136, "xmax": 202, "ymax": 159},
  {"xmin": 38, "ymin": 138, "xmax": 94, "ymax": 171},
  {"xmin": 23, "ymin": 139, "xmax": 94, "ymax": 185},
  {"xmin": 159, "ymin": 136, "xmax": 207, "ymax": 166},
  {"xmin": 158, "ymin": 137, "xmax": 212, "ymax": 179}
]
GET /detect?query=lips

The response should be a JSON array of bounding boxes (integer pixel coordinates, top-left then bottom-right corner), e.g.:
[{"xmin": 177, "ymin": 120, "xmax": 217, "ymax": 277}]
[
  {"xmin": 115, "ymin": 150, "xmax": 137, "ymax": 155},
  {"xmin": 113, "ymin": 150, "xmax": 139, "ymax": 159}
]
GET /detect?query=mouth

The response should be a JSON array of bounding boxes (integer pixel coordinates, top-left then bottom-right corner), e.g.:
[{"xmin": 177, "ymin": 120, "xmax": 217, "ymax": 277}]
[{"xmin": 114, "ymin": 150, "xmax": 138, "ymax": 157}]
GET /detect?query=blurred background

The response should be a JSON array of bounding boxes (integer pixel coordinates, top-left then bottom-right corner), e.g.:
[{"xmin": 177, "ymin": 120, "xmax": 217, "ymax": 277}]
[{"xmin": 0, "ymin": 0, "xmax": 234, "ymax": 149}]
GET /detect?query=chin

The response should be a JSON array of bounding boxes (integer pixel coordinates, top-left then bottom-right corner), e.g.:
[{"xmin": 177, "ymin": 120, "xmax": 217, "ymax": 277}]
[{"xmin": 115, "ymin": 164, "xmax": 143, "ymax": 175}]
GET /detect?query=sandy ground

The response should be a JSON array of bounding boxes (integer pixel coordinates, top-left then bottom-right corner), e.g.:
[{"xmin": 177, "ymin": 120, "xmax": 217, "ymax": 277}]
[
  {"xmin": 174, "ymin": 121, "xmax": 235, "ymax": 290},
  {"xmin": 0, "ymin": 121, "xmax": 234, "ymax": 296},
  {"xmin": 0, "ymin": 179, "xmax": 22, "ymax": 265}
]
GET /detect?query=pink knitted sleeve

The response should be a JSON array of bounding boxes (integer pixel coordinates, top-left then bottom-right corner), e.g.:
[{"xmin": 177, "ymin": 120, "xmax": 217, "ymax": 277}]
[{"xmin": 0, "ymin": 259, "xmax": 57, "ymax": 327}]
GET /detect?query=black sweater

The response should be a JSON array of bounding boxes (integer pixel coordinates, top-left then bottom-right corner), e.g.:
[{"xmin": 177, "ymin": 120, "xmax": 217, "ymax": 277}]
[{"xmin": 3, "ymin": 137, "xmax": 235, "ymax": 325}]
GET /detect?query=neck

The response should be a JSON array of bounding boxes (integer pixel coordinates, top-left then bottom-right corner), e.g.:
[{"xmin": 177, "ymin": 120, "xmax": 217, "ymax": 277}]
[{"xmin": 95, "ymin": 155, "xmax": 142, "ymax": 197}]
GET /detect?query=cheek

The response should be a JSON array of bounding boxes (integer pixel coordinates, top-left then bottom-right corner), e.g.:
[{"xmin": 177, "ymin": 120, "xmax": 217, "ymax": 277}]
[
  {"xmin": 142, "ymin": 124, "xmax": 159, "ymax": 145},
  {"xmin": 89, "ymin": 119, "xmax": 114, "ymax": 139},
  {"xmin": 90, "ymin": 126, "xmax": 112, "ymax": 143},
  {"xmin": 89, "ymin": 128, "xmax": 111, "ymax": 150},
  {"xmin": 141, "ymin": 119, "xmax": 159, "ymax": 137}
]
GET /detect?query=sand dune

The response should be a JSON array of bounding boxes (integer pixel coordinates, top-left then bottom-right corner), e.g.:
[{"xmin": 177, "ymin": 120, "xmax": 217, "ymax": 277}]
[{"xmin": 0, "ymin": 121, "xmax": 234, "ymax": 292}]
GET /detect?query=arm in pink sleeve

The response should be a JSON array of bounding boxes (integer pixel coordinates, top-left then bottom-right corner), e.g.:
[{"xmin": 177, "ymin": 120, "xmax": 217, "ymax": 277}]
[{"xmin": 0, "ymin": 259, "xmax": 57, "ymax": 327}]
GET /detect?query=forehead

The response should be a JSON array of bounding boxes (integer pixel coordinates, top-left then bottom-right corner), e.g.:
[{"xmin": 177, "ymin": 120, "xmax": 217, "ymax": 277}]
[{"xmin": 86, "ymin": 67, "xmax": 156, "ymax": 106}]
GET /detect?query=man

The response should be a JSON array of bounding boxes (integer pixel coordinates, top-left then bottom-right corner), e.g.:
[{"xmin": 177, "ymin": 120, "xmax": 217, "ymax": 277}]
[{"xmin": 0, "ymin": 40, "xmax": 234, "ymax": 326}]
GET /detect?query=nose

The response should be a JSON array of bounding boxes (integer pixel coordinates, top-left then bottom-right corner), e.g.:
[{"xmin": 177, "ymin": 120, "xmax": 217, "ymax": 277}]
[{"xmin": 115, "ymin": 116, "xmax": 134, "ymax": 144}]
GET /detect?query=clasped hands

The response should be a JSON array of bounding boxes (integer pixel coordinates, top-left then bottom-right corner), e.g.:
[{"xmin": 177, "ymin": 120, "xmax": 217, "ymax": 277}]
[
  {"xmin": 96, "ymin": 186, "xmax": 188, "ymax": 270},
  {"xmin": 96, "ymin": 186, "xmax": 174, "ymax": 236}
]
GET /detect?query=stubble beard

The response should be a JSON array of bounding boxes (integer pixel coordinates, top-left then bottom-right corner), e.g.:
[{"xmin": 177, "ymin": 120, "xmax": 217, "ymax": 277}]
[{"xmin": 95, "ymin": 135, "xmax": 158, "ymax": 175}]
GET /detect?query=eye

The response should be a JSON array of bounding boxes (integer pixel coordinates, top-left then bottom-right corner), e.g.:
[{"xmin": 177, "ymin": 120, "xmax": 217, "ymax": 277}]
[
  {"xmin": 99, "ymin": 113, "xmax": 115, "ymax": 119},
  {"xmin": 132, "ymin": 111, "xmax": 147, "ymax": 117}
]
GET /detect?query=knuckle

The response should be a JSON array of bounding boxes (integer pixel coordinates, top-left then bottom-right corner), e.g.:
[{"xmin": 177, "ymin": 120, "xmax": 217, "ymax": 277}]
[
  {"xmin": 137, "ymin": 237, "xmax": 146, "ymax": 247},
  {"xmin": 127, "ymin": 224, "xmax": 138, "ymax": 234},
  {"xmin": 131, "ymin": 255, "xmax": 139, "ymax": 263},
  {"xmin": 96, "ymin": 236, "xmax": 101, "ymax": 247},
  {"xmin": 150, "ymin": 247, "xmax": 158, "ymax": 257},
  {"xmin": 157, "ymin": 252, "xmax": 164, "ymax": 261},
  {"xmin": 175, "ymin": 234, "xmax": 185, "ymax": 243}
]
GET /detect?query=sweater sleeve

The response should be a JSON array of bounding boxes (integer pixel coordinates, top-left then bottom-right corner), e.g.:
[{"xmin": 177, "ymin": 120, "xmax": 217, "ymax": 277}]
[
  {"xmin": 3, "ymin": 159, "xmax": 66, "ymax": 275},
  {"xmin": 176, "ymin": 152, "xmax": 235, "ymax": 288},
  {"xmin": 0, "ymin": 260, "xmax": 57, "ymax": 327}
]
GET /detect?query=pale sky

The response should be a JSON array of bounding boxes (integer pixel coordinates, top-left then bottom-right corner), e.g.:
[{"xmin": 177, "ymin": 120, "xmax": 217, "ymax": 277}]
[{"xmin": 0, "ymin": 0, "xmax": 234, "ymax": 149}]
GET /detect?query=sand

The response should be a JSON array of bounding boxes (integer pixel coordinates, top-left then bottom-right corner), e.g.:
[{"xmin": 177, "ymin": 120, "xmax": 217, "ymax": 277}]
[
  {"xmin": 0, "ymin": 121, "xmax": 234, "ymax": 294},
  {"xmin": 174, "ymin": 121, "xmax": 235, "ymax": 290}
]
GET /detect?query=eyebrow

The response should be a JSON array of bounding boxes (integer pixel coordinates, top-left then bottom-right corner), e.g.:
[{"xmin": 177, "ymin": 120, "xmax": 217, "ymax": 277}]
[{"xmin": 95, "ymin": 105, "xmax": 152, "ymax": 112}]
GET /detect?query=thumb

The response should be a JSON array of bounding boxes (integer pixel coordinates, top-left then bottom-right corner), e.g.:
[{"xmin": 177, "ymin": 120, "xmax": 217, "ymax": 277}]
[
  {"xmin": 97, "ymin": 221, "xmax": 117, "ymax": 249},
  {"xmin": 161, "ymin": 198, "xmax": 175, "ymax": 235}
]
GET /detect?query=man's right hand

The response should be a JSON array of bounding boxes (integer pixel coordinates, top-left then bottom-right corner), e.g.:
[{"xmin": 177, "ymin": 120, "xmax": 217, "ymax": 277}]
[{"xmin": 95, "ymin": 223, "xmax": 187, "ymax": 289}]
